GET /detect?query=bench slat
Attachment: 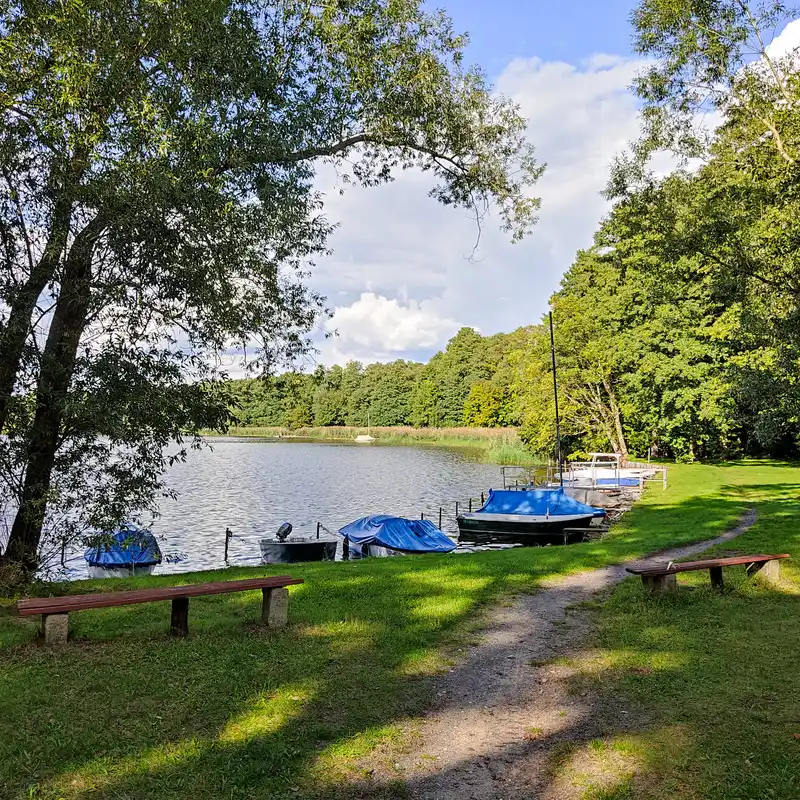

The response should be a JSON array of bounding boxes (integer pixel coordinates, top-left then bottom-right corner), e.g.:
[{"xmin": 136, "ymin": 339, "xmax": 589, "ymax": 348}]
[
  {"xmin": 17, "ymin": 576, "xmax": 304, "ymax": 616},
  {"xmin": 626, "ymin": 553, "xmax": 789, "ymax": 578}
]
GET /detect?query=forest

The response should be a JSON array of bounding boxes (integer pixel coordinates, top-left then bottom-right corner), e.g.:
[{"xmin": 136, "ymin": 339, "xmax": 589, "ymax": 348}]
[{"xmin": 231, "ymin": 41, "xmax": 800, "ymax": 462}]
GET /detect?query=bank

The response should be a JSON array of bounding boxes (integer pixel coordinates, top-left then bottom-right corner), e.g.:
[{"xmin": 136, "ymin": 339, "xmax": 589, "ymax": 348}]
[
  {"xmin": 207, "ymin": 425, "xmax": 541, "ymax": 465},
  {"xmin": 0, "ymin": 461, "xmax": 798, "ymax": 799}
]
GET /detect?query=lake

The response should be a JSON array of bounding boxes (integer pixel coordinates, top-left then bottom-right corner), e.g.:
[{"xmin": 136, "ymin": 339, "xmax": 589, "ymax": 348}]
[{"xmin": 63, "ymin": 438, "xmax": 505, "ymax": 577}]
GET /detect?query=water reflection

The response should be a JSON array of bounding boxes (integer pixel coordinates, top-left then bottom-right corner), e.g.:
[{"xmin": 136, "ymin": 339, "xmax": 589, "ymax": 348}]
[{"xmin": 66, "ymin": 439, "xmax": 502, "ymax": 577}]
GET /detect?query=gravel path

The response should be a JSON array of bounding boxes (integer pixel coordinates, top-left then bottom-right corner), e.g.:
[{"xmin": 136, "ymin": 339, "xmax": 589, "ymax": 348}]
[{"xmin": 392, "ymin": 509, "xmax": 758, "ymax": 800}]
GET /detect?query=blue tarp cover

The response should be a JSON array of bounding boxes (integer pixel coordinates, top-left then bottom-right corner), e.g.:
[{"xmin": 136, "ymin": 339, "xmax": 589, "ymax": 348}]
[
  {"xmin": 84, "ymin": 524, "xmax": 162, "ymax": 567},
  {"xmin": 595, "ymin": 478, "xmax": 640, "ymax": 487},
  {"xmin": 339, "ymin": 515, "xmax": 457, "ymax": 553},
  {"xmin": 476, "ymin": 489, "xmax": 605, "ymax": 518}
]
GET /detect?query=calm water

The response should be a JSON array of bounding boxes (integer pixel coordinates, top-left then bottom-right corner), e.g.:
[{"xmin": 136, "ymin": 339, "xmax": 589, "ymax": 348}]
[{"xmin": 63, "ymin": 439, "xmax": 503, "ymax": 577}]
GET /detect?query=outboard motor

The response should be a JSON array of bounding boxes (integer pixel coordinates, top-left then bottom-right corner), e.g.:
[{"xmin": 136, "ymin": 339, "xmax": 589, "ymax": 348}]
[{"xmin": 275, "ymin": 522, "xmax": 293, "ymax": 542}]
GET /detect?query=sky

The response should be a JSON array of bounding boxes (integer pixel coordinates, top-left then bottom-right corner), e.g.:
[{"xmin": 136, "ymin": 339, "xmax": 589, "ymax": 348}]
[{"xmin": 246, "ymin": 2, "xmax": 799, "ymax": 373}]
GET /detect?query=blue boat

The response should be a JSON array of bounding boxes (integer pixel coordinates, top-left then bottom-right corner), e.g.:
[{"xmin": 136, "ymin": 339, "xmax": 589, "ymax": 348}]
[
  {"xmin": 84, "ymin": 523, "xmax": 162, "ymax": 578},
  {"xmin": 339, "ymin": 515, "xmax": 457, "ymax": 557},
  {"xmin": 457, "ymin": 489, "xmax": 605, "ymax": 546}
]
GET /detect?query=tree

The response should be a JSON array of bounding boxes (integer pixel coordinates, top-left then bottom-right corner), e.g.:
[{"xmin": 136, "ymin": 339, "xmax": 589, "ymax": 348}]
[
  {"xmin": 0, "ymin": 0, "xmax": 543, "ymax": 575},
  {"xmin": 613, "ymin": 0, "xmax": 799, "ymax": 189}
]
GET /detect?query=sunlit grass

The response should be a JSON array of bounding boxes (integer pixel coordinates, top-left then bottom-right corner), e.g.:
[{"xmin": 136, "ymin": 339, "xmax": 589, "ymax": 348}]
[
  {"xmin": 0, "ymin": 461, "xmax": 798, "ymax": 798},
  {"xmin": 554, "ymin": 463, "xmax": 800, "ymax": 799}
]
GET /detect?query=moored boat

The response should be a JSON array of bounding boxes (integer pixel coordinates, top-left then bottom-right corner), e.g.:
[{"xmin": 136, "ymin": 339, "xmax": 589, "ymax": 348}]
[
  {"xmin": 339, "ymin": 515, "xmax": 457, "ymax": 557},
  {"xmin": 84, "ymin": 523, "xmax": 162, "ymax": 578},
  {"xmin": 259, "ymin": 522, "xmax": 337, "ymax": 563},
  {"xmin": 457, "ymin": 489, "xmax": 605, "ymax": 546}
]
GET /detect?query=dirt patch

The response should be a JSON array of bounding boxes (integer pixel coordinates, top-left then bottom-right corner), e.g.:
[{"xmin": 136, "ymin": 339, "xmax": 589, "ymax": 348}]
[{"xmin": 369, "ymin": 509, "xmax": 758, "ymax": 799}]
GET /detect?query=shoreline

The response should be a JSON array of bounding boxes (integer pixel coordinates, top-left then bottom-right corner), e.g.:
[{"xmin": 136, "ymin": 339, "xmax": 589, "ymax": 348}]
[{"xmin": 202, "ymin": 425, "xmax": 541, "ymax": 465}]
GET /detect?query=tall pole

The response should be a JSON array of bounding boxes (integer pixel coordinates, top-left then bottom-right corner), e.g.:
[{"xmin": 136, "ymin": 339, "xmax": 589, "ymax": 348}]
[{"xmin": 549, "ymin": 311, "xmax": 563, "ymax": 487}]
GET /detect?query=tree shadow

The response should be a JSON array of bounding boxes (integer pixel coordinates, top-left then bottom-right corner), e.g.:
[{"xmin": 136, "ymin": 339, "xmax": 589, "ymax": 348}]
[{"xmin": 1, "ymin": 479, "xmax": 799, "ymax": 799}]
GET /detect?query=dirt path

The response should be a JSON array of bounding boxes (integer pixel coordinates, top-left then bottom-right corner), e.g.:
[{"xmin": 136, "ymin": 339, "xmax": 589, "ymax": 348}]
[{"xmin": 391, "ymin": 509, "xmax": 758, "ymax": 800}]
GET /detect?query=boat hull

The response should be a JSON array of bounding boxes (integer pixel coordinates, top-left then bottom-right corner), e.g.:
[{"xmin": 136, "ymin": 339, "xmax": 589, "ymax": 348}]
[
  {"xmin": 259, "ymin": 538, "xmax": 338, "ymax": 564},
  {"xmin": 456, "ymin": 513, "xmax": 595, "ymax": 546},
  {"xmin": 87, "ymin": 563, "xmax": 157, "ymax": 579}
]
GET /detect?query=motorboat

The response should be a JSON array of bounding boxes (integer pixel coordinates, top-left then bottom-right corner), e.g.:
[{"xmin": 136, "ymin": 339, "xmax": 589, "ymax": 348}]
[
  {"xmin": 457, "ymin": 488, "xmax": 605, "ymax": 546},
  {"xmin": 259, "ymin": 522, "xmax": 337, "ymax": 563}
]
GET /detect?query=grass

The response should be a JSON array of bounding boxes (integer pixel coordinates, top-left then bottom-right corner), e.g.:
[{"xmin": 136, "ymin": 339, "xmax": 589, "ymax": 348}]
[
  {"xmin": 208, "ymin": 425, "xmax": 542, "ymax": 465},
  {"xmin": 548, "ymin": 462, "xmax": 800, "ymax": 800},
  {"xmin": 0, "ymin": 461, "xmax": 797, "ymax": 798}
]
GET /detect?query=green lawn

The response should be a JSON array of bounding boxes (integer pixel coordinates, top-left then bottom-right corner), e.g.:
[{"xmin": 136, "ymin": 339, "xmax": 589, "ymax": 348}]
[
  {"xmin": 550, "ymin": 463, "xmax": 800, "ymax": 799},
  {"xmin": 0, "ymin": 461, "xmax": 797, "ymax": 799}
]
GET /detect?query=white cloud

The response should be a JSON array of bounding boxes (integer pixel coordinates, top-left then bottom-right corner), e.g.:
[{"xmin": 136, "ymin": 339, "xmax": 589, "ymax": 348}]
[
  {"xmin": 766, "ymin": 18, "xmax": 800, "ymax": 59},
  {"xmin": 301, "ymin": 52, "xmax": 652, "ymax": 366},
  {"xmin": 318, "ymin": 292, "xmax": 461, "ymax": 364}
]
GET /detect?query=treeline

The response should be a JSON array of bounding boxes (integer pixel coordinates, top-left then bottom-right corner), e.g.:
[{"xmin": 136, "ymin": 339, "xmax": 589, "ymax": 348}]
[
  {"xmin": 232, "ymin": 11, "xmax": 800, "ymax": 462},
  {"xmin": 231, "ymin": 96, "xmax": 800, "ymax": 462},
  {"xmin": 227, "ymin": 326, "xmax": 535, "ymax": 431}
]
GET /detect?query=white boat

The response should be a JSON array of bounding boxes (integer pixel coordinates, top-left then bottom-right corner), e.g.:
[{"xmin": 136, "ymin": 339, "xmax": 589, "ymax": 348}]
[
  {"xmin": 567, "ymin": 453, "xmax": 658, "ymax": 487},
  {"xmin": 354, "ymin": 434, "xmax": 376, "ymax": 443}
]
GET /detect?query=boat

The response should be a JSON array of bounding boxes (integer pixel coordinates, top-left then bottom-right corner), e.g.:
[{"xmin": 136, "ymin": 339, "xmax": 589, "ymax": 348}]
[
  {"xmin": 456, "ymin": 489, "xmax": 605, "ymax": 546},
  {"xmin": 566, "ymin": 453, "xmax": 657, "ymax": 487},
  {"xmin": 259, "ymin": 522, "xmax": 338, "ymax": 563},
  {"xmin": 84, "ymin": 523, "xmax": 162, "ymax": 578},
  {"xmin": 339, "ymin": 515, "xmax": 457, "ymax": 557}
]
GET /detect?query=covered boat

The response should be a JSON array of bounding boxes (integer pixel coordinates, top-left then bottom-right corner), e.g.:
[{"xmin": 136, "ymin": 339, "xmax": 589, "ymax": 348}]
[
  {"xmin": 339, "ymin": 515, "xmax": 457, "ymax": 557},
  {"xmin": 84, "ymin": 523, "xmax": 162, "ymax": 578},
  {"xmin": 457, "ymin": 489, "xmax": 605, "ymax": 546}
]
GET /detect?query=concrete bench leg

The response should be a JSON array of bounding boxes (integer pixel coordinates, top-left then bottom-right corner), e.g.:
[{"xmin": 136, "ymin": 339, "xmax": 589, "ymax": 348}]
[
  {"xmin": 641, "ymin": 574, "xmax": 677, "ymax": 594},
  {"xmin": 42, "ymin": 613, "xmax": 69, "ymax": 644},
  {"xmin": 262, "ymin": 587, "xmax": 289, "ymax": 628},
  {"xmin": 746, "ymin": 560, "xmax": 781, "ymax": 582}
]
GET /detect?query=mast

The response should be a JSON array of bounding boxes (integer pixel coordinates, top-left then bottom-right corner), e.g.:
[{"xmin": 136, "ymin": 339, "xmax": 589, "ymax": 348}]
[{"xmin": 549, "ymin": 310, "xmax": 563, "ymax": 487}]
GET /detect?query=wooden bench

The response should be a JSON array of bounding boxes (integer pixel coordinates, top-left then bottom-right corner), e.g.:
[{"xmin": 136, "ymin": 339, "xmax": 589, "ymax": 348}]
[
  {"xmin": 17, "ymin": 575, "xmax": 304, "ymax": 644},
  {"xmin": 626, "ymin": 553, "xmax": 790, "ymax": 593}
]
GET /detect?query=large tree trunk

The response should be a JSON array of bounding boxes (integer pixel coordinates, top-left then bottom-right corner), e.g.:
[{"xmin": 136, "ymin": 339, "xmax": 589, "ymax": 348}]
[
  {"xmin": 2, "ymin": 218, "xmax": 102, "ymax": 571},
  {"xmin": 0, "ymin": 196, "xmax": 72, "ymax": 433},
  {"xmin": 603, "ymin": 378, "xmax": 629, "ymax": 462}
]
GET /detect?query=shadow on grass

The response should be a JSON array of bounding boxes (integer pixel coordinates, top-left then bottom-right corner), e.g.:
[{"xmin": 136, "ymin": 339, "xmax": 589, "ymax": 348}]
[{"xmin": 0, "ymin": 467, "xmax": 798, "ymax": 799}]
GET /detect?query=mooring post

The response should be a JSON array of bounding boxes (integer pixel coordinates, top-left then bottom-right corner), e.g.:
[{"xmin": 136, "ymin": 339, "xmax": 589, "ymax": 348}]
[
  {"xmin": 438, "ymin": 507, "xmax": 443, "ymax": 529},
  {"xmin": 342, "ymin": 538, "xmax": 350, "ymax": 561},
  {"xmin": 224, "ymin": 527, "xmax": 232, "ymax": 562},
  {"xmin": 316, "ymin": 522, "xmax": 321, "ymax": 539},
  {"xmin": 469, "ymin": 498, "xmax": 472, "ymax": 512},
  {"xmin": 455, "ymin": 501, "xmax": 459, "ymax": 517},
  {"xmin": 420, "ymin": 512, "xmax": 424, "ymax": 520},
  {"xmin": 481, "ymin": 492, "xmax": 485, "ymax": 505}
]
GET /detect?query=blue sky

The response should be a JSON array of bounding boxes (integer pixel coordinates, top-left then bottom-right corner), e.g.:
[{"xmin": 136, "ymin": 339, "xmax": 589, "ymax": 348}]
[
  {"xmin": 433, "ymin": 0, "xmax": 637, "ymax": 72},
  {"xmin": 223, "ymin": 3, "xmax": 799, "ymax": 374},
  {"xmin": 301, "ymin": 0, "xmax": 651, "ymax": 370}
]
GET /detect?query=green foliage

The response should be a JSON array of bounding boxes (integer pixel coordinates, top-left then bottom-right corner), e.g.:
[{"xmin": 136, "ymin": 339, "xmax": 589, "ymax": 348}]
[
  {"xmin": 2, "ymin": 461, "xmax": 796, "ymax": 799},
  {"xmin": 0, "ymin": 0, "xmax": 544, "ymax": 570}
]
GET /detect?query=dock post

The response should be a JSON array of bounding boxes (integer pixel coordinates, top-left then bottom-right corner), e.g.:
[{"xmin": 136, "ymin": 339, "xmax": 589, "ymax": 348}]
[
  {"xmin": 342, "ymin": 538, "xmax": 350, "ymax": 561},
  {"xmin": 438, "ymin": 507, "xmax": 443, "ymax": 529},
  {"xmin": 420, "ymin": 512, "xmax": 424, "ymax": 520},
  {"xmin": 455, "ymin": 501, "xmax": 459, "ymax": 517},
  {"xmin": 224, "ymin": 527, "xmax": 232, "ymax": 563},
  {"xmin": 481, "ymin": 492, "xmax": 485, "ymax": 505},
  {"xmin": 316, "ymin": 522, "xmax": 321, "ymax": 539},
  {"xmin": 469, "ymin": 498, "xmax": 472, "ymax": 512}
]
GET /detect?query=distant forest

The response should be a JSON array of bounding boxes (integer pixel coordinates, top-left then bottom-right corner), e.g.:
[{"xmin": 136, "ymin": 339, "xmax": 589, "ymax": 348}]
[{"xmin": 230, "ymin": 30, "xmax": 800, "ymax": 464}]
